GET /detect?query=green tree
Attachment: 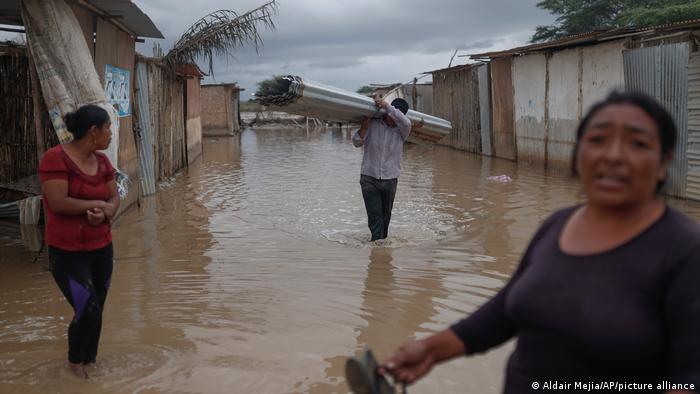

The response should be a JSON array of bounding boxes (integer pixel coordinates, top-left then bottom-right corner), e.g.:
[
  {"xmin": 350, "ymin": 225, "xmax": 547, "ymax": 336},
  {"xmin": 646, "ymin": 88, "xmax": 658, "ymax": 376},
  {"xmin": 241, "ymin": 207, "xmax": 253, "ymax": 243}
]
[
  {"xmin": 356, "ymin": 85, "xmax": 375, "ymax": 95},
  {"xmin": 254, "ymin": 75, "xmax": 287, "ymax": 98},
  {"xmin": 531, "ymin": 0, "xmax": 700, "ymax": 43}
]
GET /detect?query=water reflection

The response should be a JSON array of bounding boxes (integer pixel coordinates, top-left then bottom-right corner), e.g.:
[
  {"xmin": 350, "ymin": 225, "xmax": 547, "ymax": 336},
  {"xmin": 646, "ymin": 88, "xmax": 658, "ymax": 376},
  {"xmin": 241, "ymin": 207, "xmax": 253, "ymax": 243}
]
[{"xmin": 1, "ymin": 128, "xmax": 700, "ymax": 394}]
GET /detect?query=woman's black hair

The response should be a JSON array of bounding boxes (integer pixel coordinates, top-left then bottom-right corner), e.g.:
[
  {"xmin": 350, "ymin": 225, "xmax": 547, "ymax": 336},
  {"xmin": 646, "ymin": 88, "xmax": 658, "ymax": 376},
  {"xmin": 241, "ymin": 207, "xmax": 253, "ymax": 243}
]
[
  {"xmin": 63, "ymin": 104, "xmax": 110, "ymax": 141},
  {"xmin": 571, "ymin": 90, "xmax": 677, "ymax": 192}
]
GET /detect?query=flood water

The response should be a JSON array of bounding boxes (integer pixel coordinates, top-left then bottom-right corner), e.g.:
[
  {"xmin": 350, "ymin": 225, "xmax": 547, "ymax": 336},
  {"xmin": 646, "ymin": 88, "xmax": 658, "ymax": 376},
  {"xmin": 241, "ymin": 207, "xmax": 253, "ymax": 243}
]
[{"xmin": 2, "ymin": 128, "xmax": 700, "ymax": 394}]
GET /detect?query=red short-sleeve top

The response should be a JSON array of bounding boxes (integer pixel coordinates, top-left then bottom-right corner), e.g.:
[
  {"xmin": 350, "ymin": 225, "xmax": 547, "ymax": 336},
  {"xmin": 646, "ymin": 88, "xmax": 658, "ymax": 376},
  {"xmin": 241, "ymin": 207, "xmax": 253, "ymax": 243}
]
[{"xmin": 39, "ymin": 145, "xmax": 116, "ymax": 251}]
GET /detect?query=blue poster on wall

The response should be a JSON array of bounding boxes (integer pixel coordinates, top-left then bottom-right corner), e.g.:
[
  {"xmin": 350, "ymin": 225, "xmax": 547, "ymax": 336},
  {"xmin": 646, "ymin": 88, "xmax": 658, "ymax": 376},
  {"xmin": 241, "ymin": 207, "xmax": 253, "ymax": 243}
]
[{"xmin": 104, "ymin": 65, "xmax": 130, "ymax": 117}]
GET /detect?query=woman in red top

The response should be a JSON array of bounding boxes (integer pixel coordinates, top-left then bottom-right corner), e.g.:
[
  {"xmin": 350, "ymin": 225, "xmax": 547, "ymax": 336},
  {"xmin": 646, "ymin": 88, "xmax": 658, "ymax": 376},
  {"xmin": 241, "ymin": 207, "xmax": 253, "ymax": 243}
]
[{"xmin": 39, "ymin": 104, "xmax": 119, "ymax": 379}]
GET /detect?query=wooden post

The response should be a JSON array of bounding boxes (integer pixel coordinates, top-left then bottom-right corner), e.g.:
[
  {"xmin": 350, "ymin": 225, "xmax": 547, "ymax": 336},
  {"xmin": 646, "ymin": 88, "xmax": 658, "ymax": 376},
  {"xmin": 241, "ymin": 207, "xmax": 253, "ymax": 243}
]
[
  {"xmin": 27, "ymin": 48, "xmax": 46, "ymax": 162},
  {"xmin": 412, "ymin": 77, "xmax": 418, "ymax": 110},
  {"xmin": 182, "ymin": 77, "xmax": 189, "ymax": 167}
]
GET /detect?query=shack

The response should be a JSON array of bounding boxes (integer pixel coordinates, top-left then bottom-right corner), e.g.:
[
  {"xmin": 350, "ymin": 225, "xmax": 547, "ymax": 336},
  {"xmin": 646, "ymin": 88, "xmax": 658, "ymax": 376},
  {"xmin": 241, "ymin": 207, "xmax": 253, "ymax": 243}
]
[
  {"xmin": 133, "ymin": 57, "xmax": 203, "ymax": 196},
  {"xmin": 428, "ymin": 19, "xmax": 700, "ymax": 200},
  {"xmin": 0, "ymin": 0, "xmax": 163, "ymax": 214},
  {"xmin": 382, "ymin": 81, "xmax": 434, "ymax": 115},
  {"xmin": 201, "ymin": 83, "xmax": 244, "ymax": 136},
  {"xmin": 429, "ymin": 64, "xmax": 490, "ymax": 154}
]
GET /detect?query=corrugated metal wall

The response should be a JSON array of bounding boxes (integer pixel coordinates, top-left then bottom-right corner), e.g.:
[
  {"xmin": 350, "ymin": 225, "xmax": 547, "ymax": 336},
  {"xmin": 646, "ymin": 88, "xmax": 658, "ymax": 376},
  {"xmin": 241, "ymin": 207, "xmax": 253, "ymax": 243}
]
[
  {"xmin": 490, "ymin": 57, "xmax": 516, "ymax": 160},
  {"xmin": 478, "ymin": 64, "xmax": 492, "ymax": 156},
  {"xmin": 581, "ymin": 41, "xmax": 626, "ymax": 114},
  {"xmin": 513, "ymin": 54, "xmax": 548, "ymax": 165},
  {"xmin": 403, "ymin": 84, "xmax": 433, "ymax": 115},
  {"xmin": 546, "ymin": 48, "xmax": 581, "ymax": 169},
  {"xmin": 687, "ymin": 52, "xmax": 700, "ymax": 201},
  {"xmin": 433, "ymin": 65, "xmax": 481, "ymax": 152},
  {"xmin": 383, "ymin": 84, "xmax": 433, "ymax": 115},
  {"xmin": 624, "ymin": 42, "xmax": 689, "ymax": 198},
  {"xmin": 135, "ymin": 62, "xmax": 156, "ymax": 196}
]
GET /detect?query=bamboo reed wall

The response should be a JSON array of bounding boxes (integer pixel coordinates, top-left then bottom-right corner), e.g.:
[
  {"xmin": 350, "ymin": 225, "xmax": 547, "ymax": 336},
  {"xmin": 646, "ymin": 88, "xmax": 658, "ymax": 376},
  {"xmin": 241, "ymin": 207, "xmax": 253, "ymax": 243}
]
[
  {"xmin": 0, "ymin": 45, "xmax": 58, "ymax": 184},
  {"xmin": 141, "ymin": 60, "xmax": 187, "ymax": 180}
]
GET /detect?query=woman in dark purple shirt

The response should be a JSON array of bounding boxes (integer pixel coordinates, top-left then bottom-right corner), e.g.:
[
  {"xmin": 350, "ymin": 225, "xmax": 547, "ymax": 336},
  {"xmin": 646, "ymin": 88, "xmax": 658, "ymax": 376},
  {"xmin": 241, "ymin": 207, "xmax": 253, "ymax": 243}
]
[{"xmin": 379, "ymin": 91, "xmax": 700, "ymax": 393}]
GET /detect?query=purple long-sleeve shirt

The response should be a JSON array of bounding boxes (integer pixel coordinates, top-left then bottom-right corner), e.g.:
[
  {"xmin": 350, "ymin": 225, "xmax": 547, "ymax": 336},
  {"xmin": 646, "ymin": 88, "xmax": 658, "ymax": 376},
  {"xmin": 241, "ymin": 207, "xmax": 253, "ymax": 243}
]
[
  {"xmin": 451, "ymin": 206, "xmax": 700, "ymax": 393},
  {"xmin": 352, "ymin": 105, "xmax": 411, "ymax": 180}
]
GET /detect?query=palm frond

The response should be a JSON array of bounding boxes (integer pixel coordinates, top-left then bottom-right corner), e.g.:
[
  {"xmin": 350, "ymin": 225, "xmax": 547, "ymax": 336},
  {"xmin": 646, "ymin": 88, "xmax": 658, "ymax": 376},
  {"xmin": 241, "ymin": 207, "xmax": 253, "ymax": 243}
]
[{"xmin": 164, "ymin": 0, "xmax": 278, "ymax": 75}]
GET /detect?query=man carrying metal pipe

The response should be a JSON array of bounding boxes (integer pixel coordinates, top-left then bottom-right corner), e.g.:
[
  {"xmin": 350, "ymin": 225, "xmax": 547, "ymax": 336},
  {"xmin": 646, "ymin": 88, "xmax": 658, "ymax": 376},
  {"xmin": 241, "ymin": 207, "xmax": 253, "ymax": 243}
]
[{"xmin": 352, "ymin": 98, "xmax": 412, "ymax": 241}]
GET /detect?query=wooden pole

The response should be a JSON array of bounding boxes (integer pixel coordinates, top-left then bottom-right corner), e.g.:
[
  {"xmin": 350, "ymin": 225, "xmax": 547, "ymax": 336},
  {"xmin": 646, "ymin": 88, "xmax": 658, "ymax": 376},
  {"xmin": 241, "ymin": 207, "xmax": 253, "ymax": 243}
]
[
  {"xmin": 412, "ymin": 77, "xmax": 418, "ymax": 110},
  {"xmin": 182, "ymin": 77, "xmax": 189, "ymax": 167}
]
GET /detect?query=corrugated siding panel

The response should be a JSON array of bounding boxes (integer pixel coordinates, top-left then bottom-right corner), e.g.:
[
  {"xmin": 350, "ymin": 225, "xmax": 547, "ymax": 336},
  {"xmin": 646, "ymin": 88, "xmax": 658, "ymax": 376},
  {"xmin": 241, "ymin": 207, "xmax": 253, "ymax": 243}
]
[
  {"xmin": 546, "ymin": 48, "xmax": 580, "ymax": 169},
  {"xmin": 624, "ymin": 43, "xmax": 689, "ymax": 198},
  {"xmin": 513, "ymin": 54, "xmax": 547, "ymax": 165},
  {"xmin": 416, "ymin": 85, "xmax": 433, "ymax": 115},
  {"xmin": 581, "ymin": 41, "xmax": 626, "ymax": 114},
  {"xmin": 491, "ymin": 57, "xmax": 516, "ymax": 160},
  {"xmin": 478, "ymin": 64, "xmax": 492, "ymax": 156},
  {"xmin": 135, "ymin": 62, "xmax": 156, "ymax": 196},
  {"xmin": 687, "ymin": 52, "xmax": 700, "ymax": 201},
  {"xmin": 396, "ymin": 84, "xmax": 433, "ymax": 115},
  {"xmin": 433, "ymin": 66, "xmax": 481, "ymax": 153}
]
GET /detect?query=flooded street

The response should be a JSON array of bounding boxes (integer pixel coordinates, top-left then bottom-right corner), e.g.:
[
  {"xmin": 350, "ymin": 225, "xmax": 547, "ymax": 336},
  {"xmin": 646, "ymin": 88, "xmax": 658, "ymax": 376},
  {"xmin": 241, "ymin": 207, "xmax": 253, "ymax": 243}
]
[{"xmin": 3, "ymin": 128, "xmax": 700, "ymax": 394}]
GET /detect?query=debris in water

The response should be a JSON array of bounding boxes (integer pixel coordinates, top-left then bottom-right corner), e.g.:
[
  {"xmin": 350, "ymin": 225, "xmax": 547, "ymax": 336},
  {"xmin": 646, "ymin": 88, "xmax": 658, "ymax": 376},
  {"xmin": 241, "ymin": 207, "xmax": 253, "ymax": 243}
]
[{"xmin": 487, "ymin": 175, "xmax": 513, "ymax": 183}]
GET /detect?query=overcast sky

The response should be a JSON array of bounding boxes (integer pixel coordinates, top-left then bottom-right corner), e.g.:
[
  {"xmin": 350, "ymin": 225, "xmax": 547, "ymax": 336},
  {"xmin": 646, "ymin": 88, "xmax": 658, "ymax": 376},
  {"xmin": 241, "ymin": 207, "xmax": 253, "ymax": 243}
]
[
  {"xmin": 133, "ymin": 0, "xmax": 555, "ymax": 99},
  {"xmin": 2, "ymin": 1, "xmax": 554, "ymax": 100}
]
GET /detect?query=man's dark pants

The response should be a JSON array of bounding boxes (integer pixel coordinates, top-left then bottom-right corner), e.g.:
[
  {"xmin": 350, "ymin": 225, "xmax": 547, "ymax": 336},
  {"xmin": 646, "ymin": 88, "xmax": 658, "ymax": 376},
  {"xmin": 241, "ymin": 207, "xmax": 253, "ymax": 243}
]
[{"xmin": 360, "ymin": 175, "xmax": 398, "ymax": 241}]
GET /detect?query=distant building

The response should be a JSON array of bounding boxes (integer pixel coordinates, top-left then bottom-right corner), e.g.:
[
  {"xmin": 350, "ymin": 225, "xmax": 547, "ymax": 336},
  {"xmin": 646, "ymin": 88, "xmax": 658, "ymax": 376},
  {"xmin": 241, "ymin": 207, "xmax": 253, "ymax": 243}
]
[
  {"xmin": 428, "ymin": 19, "xmax": 700, "ymax": 200},
  {"xmin": 201, "ymin": 84, "xmax": 244, "ymax": 136}
]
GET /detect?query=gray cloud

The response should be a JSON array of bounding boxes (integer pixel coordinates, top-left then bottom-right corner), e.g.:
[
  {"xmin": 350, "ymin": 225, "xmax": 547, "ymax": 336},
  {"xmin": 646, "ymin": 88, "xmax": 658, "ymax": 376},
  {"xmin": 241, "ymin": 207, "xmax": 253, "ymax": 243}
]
[
  {"xmin": 456, "ymin": 38, "xmax": 505, "ymax": 51},
  {"xmin": 307, "ymin": 59, "xmax": 365, "ymax": 69},
  {"xmin": 34, "ymin": 0, "xmax": 552, "ymax": 99}
]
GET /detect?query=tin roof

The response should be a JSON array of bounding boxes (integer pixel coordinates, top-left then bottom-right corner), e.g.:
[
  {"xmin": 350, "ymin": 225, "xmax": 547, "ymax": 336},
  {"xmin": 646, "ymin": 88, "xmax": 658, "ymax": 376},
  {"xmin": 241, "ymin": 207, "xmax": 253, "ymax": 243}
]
[
  {"xmin": 0, "ymin": 0, "xmax": 163, "ymax": 39},
  {"xmin": 174, "ymin": 63, "xmax": 207, "ymax": 78},
  {"xmin": 424, "ymin": 62, "xmax": 487, "ymax": 75},
  {"xmin": 468, "ymin": 19, "xmax": 700, "ymax": 59},
  {"xmin": 202, "ymin": 83, "xmax": 245, "ymax": 91}
]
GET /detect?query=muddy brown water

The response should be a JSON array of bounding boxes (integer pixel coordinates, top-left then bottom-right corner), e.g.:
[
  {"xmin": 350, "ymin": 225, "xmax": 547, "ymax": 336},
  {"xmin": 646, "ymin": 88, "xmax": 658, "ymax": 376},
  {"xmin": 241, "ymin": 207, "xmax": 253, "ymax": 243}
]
[{"xmin": 2, "ymin": 128, "xmax": 700, "ymax": 393}]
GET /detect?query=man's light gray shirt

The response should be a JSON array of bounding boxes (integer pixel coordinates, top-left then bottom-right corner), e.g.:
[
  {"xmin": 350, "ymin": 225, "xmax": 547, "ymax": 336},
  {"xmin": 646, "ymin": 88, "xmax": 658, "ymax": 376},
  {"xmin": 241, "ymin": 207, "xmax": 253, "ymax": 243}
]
[{"xmin": 352, "ymin": 106, "xmax": 412, "ymax": 180}]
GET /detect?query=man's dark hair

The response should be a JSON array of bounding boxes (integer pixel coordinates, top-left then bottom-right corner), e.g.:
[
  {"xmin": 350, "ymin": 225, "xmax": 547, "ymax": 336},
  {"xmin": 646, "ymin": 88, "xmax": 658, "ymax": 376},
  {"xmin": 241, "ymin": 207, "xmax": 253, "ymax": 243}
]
[
  {"xmin": 571, "ymin": 90, "xmax": 677, "ymax": 192},
  {"xmin": 390, "ymin": 98, "xmax": 409, "ymax": 115}
]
